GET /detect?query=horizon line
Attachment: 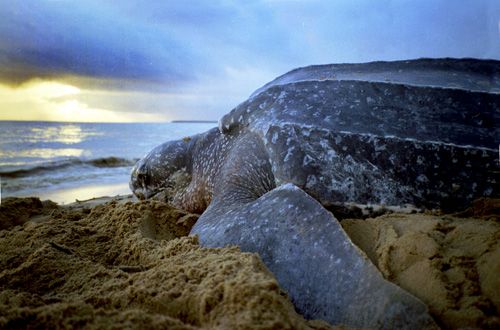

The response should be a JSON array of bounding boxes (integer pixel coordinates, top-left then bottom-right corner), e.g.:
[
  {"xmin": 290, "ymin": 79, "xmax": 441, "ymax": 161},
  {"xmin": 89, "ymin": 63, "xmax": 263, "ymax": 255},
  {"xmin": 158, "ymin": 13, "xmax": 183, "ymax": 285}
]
[{"xmin": 0, "ymin": 119, "xmax": 218, "ymax": 124}]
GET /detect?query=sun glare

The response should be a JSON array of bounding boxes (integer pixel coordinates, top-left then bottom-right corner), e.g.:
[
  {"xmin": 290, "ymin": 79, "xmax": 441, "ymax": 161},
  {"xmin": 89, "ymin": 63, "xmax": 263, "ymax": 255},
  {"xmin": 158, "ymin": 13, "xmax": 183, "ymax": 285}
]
[
  {"xmin": 0, "ymin": 80, "xmax": 166, "ymax": 123},
  {"xmin": 23, "ymin": 80, "xmax": 81, "ymax": 99},
  {"xmin": 54, "ymin": 99, "xmax": 139, "ymax": 123}
]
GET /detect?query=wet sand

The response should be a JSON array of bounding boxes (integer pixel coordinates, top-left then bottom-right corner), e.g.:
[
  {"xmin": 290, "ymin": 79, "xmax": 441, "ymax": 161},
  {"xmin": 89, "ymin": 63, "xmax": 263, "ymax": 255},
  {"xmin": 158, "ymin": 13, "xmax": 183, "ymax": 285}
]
[{"xmin": 0, "ymin": 196, "xmax": 498, "ymax": 329}]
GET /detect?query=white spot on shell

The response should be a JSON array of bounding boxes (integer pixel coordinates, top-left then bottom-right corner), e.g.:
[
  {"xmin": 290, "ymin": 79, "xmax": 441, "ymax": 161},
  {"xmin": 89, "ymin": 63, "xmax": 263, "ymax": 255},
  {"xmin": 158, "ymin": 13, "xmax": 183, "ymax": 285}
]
[
  {"xmin": 303, "ymin": 155, "xmax": 314, "ymax": 166},
  {"xmin": 271, "ymin": 132, "xmax": 279, "ymax": 144}
]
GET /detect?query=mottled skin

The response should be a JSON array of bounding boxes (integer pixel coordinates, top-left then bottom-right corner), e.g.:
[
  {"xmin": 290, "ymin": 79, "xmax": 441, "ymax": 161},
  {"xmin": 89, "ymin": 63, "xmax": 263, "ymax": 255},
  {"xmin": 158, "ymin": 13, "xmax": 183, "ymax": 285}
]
[
  {"xmin": 131, "ymin": 127, "xmax": 438, "ymax": 329},
  {"xmin": 131, "ymin": 128, "xmax": 274, "ymax": 212},
  {"xmin": 131, "ymin": 58, "xmax": 499, "ymax": 211},
  {"xmin": 130, "ymin": 58, "xmax": 500, "ymax": 328},
  {"xmin": 131, "ymin": 129, "xmax": 223, "ymax": 212},
  {"xmin": 219, "ymin": 80, "xmax": 498, "ymax": 211}
]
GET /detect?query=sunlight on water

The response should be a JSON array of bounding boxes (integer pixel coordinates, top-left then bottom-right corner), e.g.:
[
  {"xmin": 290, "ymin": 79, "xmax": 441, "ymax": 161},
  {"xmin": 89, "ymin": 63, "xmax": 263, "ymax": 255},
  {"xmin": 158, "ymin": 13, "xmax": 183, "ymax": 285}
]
[
  {"xmin": 0, "ymin": 121, "xmax": 216, "ymax": 201},
  {"xmin": 0, "ymin": 148, "xmax": 85, "ymax": 159},
  {"xmin": 0, "ymin": 161, "xmax": 26, "ymax": 167},
  {"xmin": 29, "ymin": 124, "xmax": 101, "ymax": 144}
]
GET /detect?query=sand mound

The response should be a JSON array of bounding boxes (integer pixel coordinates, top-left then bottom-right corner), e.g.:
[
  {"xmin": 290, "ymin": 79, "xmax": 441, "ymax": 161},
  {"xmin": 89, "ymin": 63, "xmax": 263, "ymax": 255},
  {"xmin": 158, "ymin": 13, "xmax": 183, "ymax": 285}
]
[
  {"xmin": 0, "ymin": 198, "xmax": 333, "ymax": 330},
  {"xmin": 0, "ymin": 197, "xmax": 58, "ymax": 230},
  {"xmin": 342, "ymin": 211, "xmax": 500, "ymax": 329},
  {"xmin": 2, "ymin": 196, "xmax": 499, "ymax": 329}
]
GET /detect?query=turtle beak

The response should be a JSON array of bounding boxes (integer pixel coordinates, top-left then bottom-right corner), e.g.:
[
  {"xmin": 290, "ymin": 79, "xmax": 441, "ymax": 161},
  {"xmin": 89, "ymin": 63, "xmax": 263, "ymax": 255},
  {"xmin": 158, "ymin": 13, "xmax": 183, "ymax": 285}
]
[{"xmin": 134, "ymin": 190, "xmax": 146, "ymax": 200}]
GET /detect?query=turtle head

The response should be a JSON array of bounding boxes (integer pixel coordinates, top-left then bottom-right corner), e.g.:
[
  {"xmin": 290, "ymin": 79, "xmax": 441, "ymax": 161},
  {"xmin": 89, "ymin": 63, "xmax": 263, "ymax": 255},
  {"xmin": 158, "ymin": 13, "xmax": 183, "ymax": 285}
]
[{"xmin": 130, "ymin": 138, "xmax": 193, "ymax": 201}]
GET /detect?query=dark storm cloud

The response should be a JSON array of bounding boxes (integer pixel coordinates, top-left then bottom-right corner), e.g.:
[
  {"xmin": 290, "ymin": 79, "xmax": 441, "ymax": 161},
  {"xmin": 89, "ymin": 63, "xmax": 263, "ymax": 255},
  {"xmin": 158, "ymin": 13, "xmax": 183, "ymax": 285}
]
[
  {"xmin": 0, "ymin": 0, "xmax": 498, "ymax": 97},
  {"xmin": 0, "ymin": 0, "xmax": 199, "ymax": 86}
]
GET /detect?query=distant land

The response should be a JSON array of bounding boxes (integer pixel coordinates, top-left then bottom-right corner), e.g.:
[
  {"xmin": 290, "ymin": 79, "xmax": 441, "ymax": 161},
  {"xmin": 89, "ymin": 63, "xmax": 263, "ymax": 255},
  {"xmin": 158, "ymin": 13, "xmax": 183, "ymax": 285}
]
[{"xmin": 170, "ymin": 120, "xmax": 217, "ymax": 123}]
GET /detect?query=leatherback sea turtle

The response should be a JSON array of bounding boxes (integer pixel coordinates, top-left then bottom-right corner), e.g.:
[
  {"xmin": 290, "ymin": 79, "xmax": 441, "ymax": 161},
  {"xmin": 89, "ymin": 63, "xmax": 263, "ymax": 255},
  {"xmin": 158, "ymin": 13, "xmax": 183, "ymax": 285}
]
[{"xmin": 130, "ymin": 58, "xmax": 499, "ymax": 329}]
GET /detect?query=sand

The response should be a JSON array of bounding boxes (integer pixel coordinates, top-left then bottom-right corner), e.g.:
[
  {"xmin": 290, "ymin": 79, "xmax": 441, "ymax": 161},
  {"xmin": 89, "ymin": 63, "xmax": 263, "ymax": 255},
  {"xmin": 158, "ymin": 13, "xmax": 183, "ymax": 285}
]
[
  {"xmin": 0, "ymin": 197, "xmax": 334, "ymax": 330},
  {"xmin": 0, "ymin": 196, "xmax": 499, "ymax": 329},
  {"xmin": 342, "ymin": 200, "xmax": 500, "ymax": 329}
]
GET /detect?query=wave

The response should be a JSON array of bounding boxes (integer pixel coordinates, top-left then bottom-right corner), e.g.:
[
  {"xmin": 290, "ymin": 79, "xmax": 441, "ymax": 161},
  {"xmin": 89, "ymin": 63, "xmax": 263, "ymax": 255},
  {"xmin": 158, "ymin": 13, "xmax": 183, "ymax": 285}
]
[{"xmin": 0, "ymin": 157, "xmax": 138, "ymax": 178}]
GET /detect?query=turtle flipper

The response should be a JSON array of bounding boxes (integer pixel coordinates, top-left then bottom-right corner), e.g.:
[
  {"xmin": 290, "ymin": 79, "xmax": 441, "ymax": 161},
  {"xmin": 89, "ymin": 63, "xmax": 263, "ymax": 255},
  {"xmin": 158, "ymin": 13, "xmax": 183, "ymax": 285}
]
[{"xmin": 191, "ymin": 183, "xmax": 438, "ymax": 329}]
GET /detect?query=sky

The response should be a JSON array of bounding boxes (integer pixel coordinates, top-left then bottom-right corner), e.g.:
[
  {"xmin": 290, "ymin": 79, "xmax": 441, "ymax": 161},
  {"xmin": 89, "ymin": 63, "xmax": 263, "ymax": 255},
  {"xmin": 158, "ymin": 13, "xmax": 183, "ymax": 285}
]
[{"xmin": 0, "ymin": 0, "xmax": 499, "ymax": 123}]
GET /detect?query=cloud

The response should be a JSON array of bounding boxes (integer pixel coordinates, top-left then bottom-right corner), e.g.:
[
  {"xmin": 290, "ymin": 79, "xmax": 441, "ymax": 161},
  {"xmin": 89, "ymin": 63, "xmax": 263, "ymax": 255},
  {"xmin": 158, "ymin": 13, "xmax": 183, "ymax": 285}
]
[
  {"xmin": 2, "ymin": 0, "xmax": 498, "ymax": 89},
  {"xmin": 0, "ymin": 81, "xmax": 166, "ymax": 122},
  {"xmin": 0, "ymin": 0, "xmax": 498, "ymax": 122},
  {"xmin": 0, "ymin": 0, "xmax": 199, "ymax": 87}
]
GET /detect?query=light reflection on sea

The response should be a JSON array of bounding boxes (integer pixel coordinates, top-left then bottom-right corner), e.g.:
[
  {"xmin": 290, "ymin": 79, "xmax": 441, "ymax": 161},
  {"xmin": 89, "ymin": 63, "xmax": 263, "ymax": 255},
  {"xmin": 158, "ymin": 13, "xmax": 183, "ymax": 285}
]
[
  {"xmin": 28, "ymin": 124, "xmax": 102, "ymax": 144},
  {"xmin": 0, "ymin": 121, "xmax": 216, "ymax": 204},
  {"xmin": 0, "ymin": 148, "xmax": 86, "ymax": 159}
]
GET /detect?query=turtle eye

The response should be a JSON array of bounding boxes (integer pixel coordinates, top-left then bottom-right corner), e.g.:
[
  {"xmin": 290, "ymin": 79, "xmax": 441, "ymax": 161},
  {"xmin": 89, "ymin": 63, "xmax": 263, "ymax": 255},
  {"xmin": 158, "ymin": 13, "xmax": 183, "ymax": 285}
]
[{"xmin": 137, "ymin": 172, "xmax": 149, "ymax": 187}]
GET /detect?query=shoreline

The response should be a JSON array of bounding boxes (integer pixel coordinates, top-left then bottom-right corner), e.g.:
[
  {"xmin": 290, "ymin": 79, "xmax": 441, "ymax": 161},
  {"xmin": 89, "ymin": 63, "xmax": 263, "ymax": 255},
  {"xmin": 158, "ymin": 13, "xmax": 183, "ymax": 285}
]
[{"xmin": 1, "ymin": 182, "xmax": 132, "ymax": 205}]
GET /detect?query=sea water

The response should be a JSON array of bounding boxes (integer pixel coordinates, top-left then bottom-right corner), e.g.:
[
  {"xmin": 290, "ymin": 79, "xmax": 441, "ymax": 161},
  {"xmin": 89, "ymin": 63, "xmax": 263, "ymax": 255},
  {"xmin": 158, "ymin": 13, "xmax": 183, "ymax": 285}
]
[{"xmin": 0, "ymin": 121, "xmax": 215, "ymax": 204}]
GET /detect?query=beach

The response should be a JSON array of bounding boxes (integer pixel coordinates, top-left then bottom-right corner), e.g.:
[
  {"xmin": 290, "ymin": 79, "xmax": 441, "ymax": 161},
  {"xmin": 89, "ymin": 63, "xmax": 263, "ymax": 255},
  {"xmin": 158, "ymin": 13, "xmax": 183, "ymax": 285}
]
[
  {"xmin": 2, "ymin": 0, "xmax": 499, "ymax": 328},
  {"xmin": 1, "ymin": 195, "xmax": 498, "ymax": 329},
  {"xmin": 1, "ymin": 58, "xmax": 498, "ymax": 329}
]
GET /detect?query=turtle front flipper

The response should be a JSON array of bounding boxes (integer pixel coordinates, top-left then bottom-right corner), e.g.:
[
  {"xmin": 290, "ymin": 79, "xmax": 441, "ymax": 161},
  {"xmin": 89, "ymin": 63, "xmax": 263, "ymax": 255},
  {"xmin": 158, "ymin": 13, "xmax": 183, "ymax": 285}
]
[{"xmin": 191, "ymin": 182, "xmax": 438, "ymax": 329}]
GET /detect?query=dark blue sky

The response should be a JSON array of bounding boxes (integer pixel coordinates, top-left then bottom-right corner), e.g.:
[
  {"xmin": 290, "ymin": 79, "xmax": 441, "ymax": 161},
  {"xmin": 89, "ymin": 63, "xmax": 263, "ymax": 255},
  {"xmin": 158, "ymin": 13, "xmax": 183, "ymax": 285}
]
[{"xmin": 0, "ymin": 0, "xmax": 499, "ymax": 121}]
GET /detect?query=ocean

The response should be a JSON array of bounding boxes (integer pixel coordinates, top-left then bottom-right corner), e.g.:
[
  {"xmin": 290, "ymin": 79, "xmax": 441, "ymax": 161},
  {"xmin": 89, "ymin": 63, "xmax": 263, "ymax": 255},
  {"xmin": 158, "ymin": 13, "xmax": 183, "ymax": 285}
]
[{"xmin": 0, "ymin": 121, "xmax": 216, "ymax": 204}]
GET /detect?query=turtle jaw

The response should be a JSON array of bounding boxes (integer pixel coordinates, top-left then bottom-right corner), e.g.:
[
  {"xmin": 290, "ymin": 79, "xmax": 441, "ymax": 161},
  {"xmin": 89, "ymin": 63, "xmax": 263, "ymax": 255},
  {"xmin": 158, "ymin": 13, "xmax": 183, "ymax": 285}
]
[
  {"xmin": 130, "ymin": 177, "xmax": 162, "ymax": 201},
  {"xmin": 130, "ymin": 185, "xmax": 160, "ymax": 200}
]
